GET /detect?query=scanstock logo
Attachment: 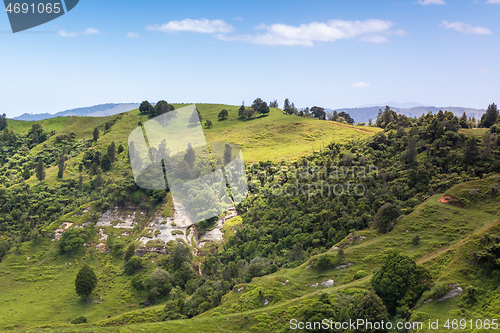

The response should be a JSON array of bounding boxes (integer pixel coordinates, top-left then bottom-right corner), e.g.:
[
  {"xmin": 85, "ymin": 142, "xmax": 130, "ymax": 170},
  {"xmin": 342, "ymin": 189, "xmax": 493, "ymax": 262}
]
[
  {"xmin": 4, "ymin": 0, "xmax": 79, "ymax": 33},
  {"xmin": 128, "ymin": 104, "xmax": 248, "ymax": 223}
]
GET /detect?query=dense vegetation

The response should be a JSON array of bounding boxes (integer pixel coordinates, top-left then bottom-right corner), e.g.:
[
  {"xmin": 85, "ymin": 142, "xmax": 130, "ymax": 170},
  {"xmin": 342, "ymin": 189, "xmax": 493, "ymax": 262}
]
[{"xmin": 1, "ymin": 102, "xmax": 500, "ymax": 331}]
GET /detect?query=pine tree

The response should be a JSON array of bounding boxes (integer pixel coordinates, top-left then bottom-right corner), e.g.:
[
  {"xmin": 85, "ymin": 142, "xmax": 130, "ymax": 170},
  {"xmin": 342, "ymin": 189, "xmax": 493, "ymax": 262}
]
[
  {"xmin": 78, "ymin": 174, "xmax": 83, "ymax": 191},
  {"xmin": 93, "ymin": 127, "xmax": 99, "ymax": 142},
  {"xmin": 108, "ymin": 142, "xmax": 116, "ymax": 163},
  {"xmin": 238, "ymin": 105, "xmax": 245, "ymax": 118},
  {"xmin": 35, "ymin": 158, "xmax": 45, "ymax": 182},
  {"xmin": 100, "ymin": 154, "xmax": 111, "ymax": 172},
  {"xmin": 57, "ymin": 153, "xmax": 65, "ymax": 178},
  {"xmin": 21, "ymin": 167, "xmax": 30, "ymax": 180},
  {"xmin": 75, "ymin": 264, "xmax": 97, "ymax": 302},
  {"xmin": 406, "ymin": 137, "xmax": 417, "ymax": 164},
  {"xmin": 184, "ymin": 143, "xmax": 195, "ymax": 169}
]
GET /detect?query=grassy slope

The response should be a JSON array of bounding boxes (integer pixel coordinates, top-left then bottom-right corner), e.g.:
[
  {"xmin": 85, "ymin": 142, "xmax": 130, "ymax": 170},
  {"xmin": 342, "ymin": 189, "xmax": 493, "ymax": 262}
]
[
  {"xmin": 7, "ymin": 104, "xmax": 380, "ymax": 164},
  {"xmin": 4, "ymin": 176, "xmax": 500, "ymax": 332}
]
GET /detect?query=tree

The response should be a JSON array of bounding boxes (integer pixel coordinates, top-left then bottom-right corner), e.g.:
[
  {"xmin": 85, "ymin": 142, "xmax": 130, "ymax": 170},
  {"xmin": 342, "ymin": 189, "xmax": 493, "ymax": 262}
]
[
  {"xmin": 480, "ymin": 103, "xmax": 499, "ymax": 128},
  {"xmin": 155, "ymin": 100, "xmax": 170, "ymax": 116},
  {"xmin": 355, "ymin": 291, "xmax": 390, "ymax": 331},
  {"xmin": 338, "ymin": 111, "xmax": 354, "ymax": 125},
  {"xmin": 269, "ymin": 100, "xmax": 278, "ymax": 108},
  {"xmin": 104, "ymin": 121, "xmax": 112, "ymax": 132},
  {"xmin": 184, "ymin": 143, "xmax": 196, "ymax": 169},
  {"xmin": 100, "ymin": 154, "xmax": 111, "ymax": 172},
  {"xmin": 36, "ymin": 158, "xmax": 45, "ymax": 182},
  {"xmin": 108, "ymin": 142, "xmax": 116, "ymax": 163},
  {"xmin": 139, "ymin": 100, "xmax": 153, "ymax": 114},
  {"xmin": 373, "ymin": 203, "xmax": 399, "ymax": 234},
  {"xmin": 21, "ymin": 167, "xmax": 30, "ymax": 180},
  {"xmin": 75, "ymin": 264, "xmax": 97, "ymax": 302},
  {"xmin": 125, "ymin": 256, "xmax": 144, "ymax": 275},
  {"xmin": 284, "ymin": 98, "xmax": 296, "ymax": 115},
  {"xmin": 124, "ymin": 243, "xmax": 135, "ymax": 262},
  {"xmin": 459, "ymin": 112, "xmax": 469, "ymax": 129},
  {"xmin": 465, "ymin": 137, "xmax": 479, "ymax": 165},
  {"xmin": 78, "ymin": 174, "xmax": 83, "ymax": 191},
  {"xmin": 238, "ymin": 105, "xmax": 245, "ymax": 118},
  {"xmin": 218, "ymin": 109, "xmax": 229, "ymax": 120},
  {"xmin": 93, "ymin": 127, "xmax": 99, "ymax": 142},
  {"xmin": 205, "ymin": 120, "xmax": 213, "ymax": 129},
  {"xmin": 242, "ymin": 108, "xmax": 256, "ymax": 119},
  {"xmin": 224, "ymin": 144, "xmax": 232, "ymax": 165},
  {"xmin": 406, "ymin": 137, "xmax": 417, "ymax": 164},
  {"xmin": 0, "ymin": 113, "xmax": 7, "ymax": 131},
  {"xmin": 310, "ymin": 106, "xmax": 326, "ymax": 120},
  {"xmin": 57, "ymin": 153, "xmax": 65, "ymax": 178},
  {"xmin": 371, "ymin": 253, "xmax": 431, "ymax": 313},
  {"xmin": 252, "ymin": 98, "xmax": 270, "ymax": 115},
  {"xmin": 352, "ymin": 291, "xmax": 390, "ymax": 333}
]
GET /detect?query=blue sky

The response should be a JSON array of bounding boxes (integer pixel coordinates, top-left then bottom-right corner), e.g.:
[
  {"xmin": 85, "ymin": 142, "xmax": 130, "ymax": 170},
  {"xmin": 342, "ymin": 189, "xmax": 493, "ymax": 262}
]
[{"xmin": 1, "ymin": 0, "xmax": 499, "ymax": 117}]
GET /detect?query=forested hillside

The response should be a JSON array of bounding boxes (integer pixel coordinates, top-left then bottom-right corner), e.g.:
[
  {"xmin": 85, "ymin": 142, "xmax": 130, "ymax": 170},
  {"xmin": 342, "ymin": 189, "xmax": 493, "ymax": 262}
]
[{"xmin": 1, "ymin": 102, "xmax": 500, "ymax": 332}]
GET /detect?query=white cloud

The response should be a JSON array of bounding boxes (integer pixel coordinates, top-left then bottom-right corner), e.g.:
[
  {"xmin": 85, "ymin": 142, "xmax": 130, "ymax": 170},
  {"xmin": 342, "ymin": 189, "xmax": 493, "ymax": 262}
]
[
  {"xmin": 441, "ymin": 20, "xmax": 492, "ymax": 35},
  {"xmin": 486, "ymin": 0, "xmax": 500, "ymax": 3},
  {"xmin": 418, "ymin": 0, "xmax": 446, "ymax": 5},
  {"xmin": 216, "ymin": 19, "xmax": 403, "ymax": 47},
  {"xmin": 126, "ymin": 32, "xmax": 140, "ymax": 38},
  {"xmin": 146, "ymin": 18, "xmax": 234, "ymax": 34},
  {"xmin": 352, "ymin": 81, "xmax": 371, "ymax": 88},
  {"xmin": 58, "ymin": 27, "xmax": 101, "ymax": 37}
]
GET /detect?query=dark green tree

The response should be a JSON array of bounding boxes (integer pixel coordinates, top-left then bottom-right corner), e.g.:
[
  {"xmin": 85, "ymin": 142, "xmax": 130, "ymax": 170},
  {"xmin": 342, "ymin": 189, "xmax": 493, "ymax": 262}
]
[
  {"xmin": 269, "ymin": 100, "xmax": 278, "ymax": 108},
  {"xmin": 252, "ymin": 98, "xmax": 270, "ymax": 115},
  {"xmin": 35, "ymin": 158, "xmax": 45, "ymax": 182},
  {"xmin": 93, "ymin": 127, "xmax": 99, "ymax": 142},
  {"xmin": 78, "ymin": 174, "xmax": 83, "ymax": 191},
  {"xmin": 155, "ymin": 100, "xmax": 170, "ymax": 116},
  {"xmin": 124, "ymin": 243, "xmax": 135, "ymax": 262},
  {"xmin": 57, "ymin": 153, "xmax": 65, "ymax": 178},
  {"xmin": 465, "ymin": 137, "xmax": 479, "ymax": 165},
  {"xmin": 108, "ymin": 142, "xmax": 116, "ymax": 162},
  {"xmin": 218, "ymin": 109, "xmax": 229, "ymax": 120},
  {"xmin": 311, "ymin": 106, "xmax": 326, "ymax": 120},
  {"xmin": 371, "ymin": 253, "xmax": 431, "ymax": 313},
  {"xmin": 139, "ymin": 100, "xmax": 153, "ymax": 114},
  {"xmin": 373, "ymin": 203, "xmax": 399, "ymax": 234},
  {"xmin": 352, "ymin": 290, "xmax": 390, "ymax": 333},
  {"xmin": 21, "ymin": 167, "xmax": 30, "ymax": 180},
  {"xmin": 125, "ymin": 256, "xmax": 144, "ymax": 275},
  {"xmin": 459, "ymin": 112, "xmax": 469, "ymax": 129},
  {"xmin": 75, "ymin": 264, "xmax": 97, "ymax": 302},
  {"xmin": 480, "ymin": 103, "xmax": 499, "ymax": 128},
  {"xmin": 205, "ymin": 120, "xmax": 213, "ymax": 129},
  {"xmin": 238, "ymin": 105, "xmax": 245, "ymax": 118},
  {"xmin": 0, "ymin": 113, "xmax": 7, "ymax": 131},
  {"xmin": 406, "ymin": 137, "xmax": 417, "ymax": 164},
  {"xmin": 100, "ymin": 154, "xmax": 111, "ymax": 172},
  {"xmin": 184, "ymin": 143, "xmax": 196, "ymax": 169}
]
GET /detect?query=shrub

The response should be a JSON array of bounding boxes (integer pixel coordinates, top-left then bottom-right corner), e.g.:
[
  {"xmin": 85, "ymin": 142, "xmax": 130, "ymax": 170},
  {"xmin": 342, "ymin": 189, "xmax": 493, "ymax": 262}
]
[
  {"xmin": 412, "ymin": 235, "xmax": 421, "ymax": 246},
  {"xmin": 71, "ymin": 316, "xmax": 88, "ymax": 324},
  {"xmin": 125, "ymin": 256, "xmax": 143, "ymax": 275},
  {"xmin": 353, "ymin": 270, "xmax": 368, "ymax": 280}
]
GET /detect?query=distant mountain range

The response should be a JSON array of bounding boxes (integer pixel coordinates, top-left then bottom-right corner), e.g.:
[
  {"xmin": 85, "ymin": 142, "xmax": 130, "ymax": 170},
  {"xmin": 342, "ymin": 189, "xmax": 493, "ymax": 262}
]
[
  {"xmin": 331, "ymin": 105, "xmax": 485, "ymax": 124},
  {"xmin": 12, "ymin": 102, "xmax": 486, "ymax": 124},
  {"xmin": 13, "ymin": 103, "xmax": 140, "ymax": 121}
]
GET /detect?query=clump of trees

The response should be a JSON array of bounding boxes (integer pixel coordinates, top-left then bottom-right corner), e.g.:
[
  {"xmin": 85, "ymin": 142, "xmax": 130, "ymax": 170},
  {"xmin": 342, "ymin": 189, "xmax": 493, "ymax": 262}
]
[
  {"xmin": 139, "ymin": 100, "xmax": 175, "ymax": 118},
  {"xmin": 0, "ymin": 113, "xmax": 7, "ymax": 131}
]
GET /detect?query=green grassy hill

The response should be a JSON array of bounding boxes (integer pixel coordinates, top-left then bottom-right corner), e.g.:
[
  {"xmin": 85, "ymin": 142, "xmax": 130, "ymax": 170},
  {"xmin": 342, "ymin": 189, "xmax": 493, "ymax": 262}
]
[
  {"xmin": 1, "ymin": 105, "xmax": 499, "ymax": 332},
  {"xmin": 7, "ymin": 104, "xmax": 380, "ymax": 164}
]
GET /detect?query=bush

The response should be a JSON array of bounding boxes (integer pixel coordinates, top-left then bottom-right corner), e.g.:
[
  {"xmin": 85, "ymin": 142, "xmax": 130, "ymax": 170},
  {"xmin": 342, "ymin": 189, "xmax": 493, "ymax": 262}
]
[
  {"xmin": 71, "ymin": 316, "xmax": 88, "ymax": 324},
  {"xmin": 412, "ymin": 235, "xmax": 421, "ymax": 246},
  {"xmin": 353, "ymin": 270, "xmax": 368, "ymax": 280},
  {"xmin": 125, "ymin": 256, "xmax": 143, "ymax": 275},
  {"xmin": 311, "ymin": 254, "xmax": 342, "ymax": 271}
]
